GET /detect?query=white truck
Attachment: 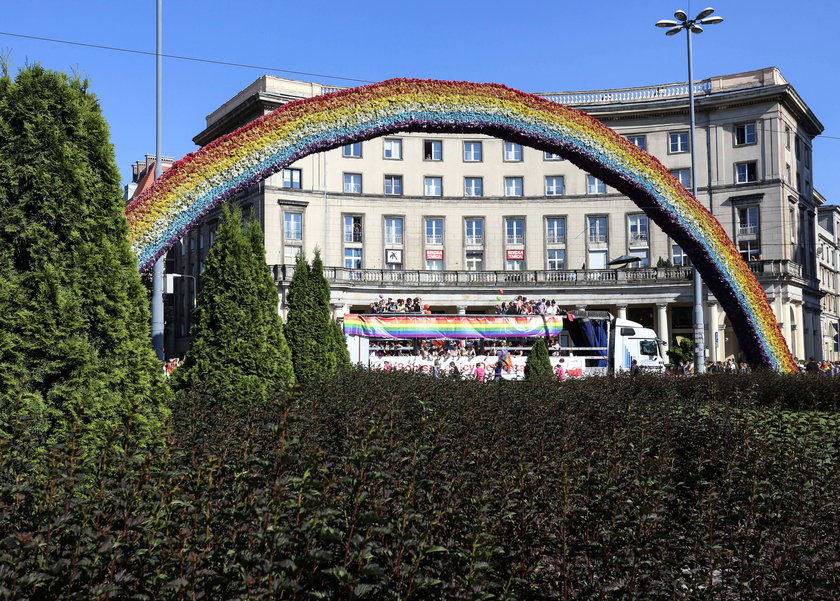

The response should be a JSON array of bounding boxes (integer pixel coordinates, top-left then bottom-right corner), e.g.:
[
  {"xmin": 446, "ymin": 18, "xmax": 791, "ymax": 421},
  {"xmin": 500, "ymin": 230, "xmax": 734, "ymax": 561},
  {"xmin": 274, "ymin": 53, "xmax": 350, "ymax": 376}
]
[{"xmin": 343, "ymin": 310, "xmax": 665, "ymax": 379}]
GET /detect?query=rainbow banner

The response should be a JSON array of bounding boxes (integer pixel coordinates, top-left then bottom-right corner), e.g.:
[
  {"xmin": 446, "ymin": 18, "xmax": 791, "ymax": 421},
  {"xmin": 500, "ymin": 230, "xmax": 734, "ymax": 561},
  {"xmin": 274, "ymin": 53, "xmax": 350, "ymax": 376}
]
[{"xmin": 343, "ymin": 314, "xmax": 563, "ymax": 339}]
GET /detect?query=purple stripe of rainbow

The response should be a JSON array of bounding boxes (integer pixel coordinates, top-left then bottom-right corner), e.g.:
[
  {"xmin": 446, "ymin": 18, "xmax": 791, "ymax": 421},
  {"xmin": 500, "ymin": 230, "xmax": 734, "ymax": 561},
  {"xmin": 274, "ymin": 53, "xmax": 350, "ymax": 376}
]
[{"xmin": 124, "ymin": 79, "xmax": 795, "ymax": 372}]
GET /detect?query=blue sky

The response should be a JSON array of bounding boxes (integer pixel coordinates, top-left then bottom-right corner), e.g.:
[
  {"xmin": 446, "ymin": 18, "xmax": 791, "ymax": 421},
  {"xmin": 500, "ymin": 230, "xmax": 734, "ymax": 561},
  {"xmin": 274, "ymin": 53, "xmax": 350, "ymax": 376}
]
[{"xmin": 2, "ymin": 0, "xmax": 838, "ymax": 202}]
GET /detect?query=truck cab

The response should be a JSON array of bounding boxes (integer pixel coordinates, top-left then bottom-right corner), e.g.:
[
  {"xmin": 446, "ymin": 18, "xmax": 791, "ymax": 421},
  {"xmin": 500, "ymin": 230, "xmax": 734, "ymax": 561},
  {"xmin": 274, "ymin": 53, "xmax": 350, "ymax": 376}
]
[{"xmin": 609, "ymin": 318, "xmax": 665, "ymax": 374}]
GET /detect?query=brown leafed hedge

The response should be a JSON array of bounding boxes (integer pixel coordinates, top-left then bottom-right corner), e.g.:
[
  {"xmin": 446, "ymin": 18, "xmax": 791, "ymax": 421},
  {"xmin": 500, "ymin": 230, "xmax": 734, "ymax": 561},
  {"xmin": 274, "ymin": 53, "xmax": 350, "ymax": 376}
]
[{"xmin": 1, "ymin": 371, "xmax": 838, "ymax": 600}]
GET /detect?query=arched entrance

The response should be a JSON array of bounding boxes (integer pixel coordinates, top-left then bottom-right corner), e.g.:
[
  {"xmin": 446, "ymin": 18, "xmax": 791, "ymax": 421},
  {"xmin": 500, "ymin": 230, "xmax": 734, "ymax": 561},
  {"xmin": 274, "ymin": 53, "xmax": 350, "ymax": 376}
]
[{"xmin": 125, "ymin": 78, "xmax": 795, "ymax": 372}]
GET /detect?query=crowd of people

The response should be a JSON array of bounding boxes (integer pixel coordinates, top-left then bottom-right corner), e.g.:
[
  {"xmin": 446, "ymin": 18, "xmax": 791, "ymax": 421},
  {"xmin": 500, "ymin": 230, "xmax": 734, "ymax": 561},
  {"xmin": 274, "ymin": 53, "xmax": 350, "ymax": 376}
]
[
  {"xmin": 368, "ymin": 296, "xmax": 430, "ymax": 314},
  {"xmin": 494, "ymin": 296, "xmax": 562, "ymax": 316}
]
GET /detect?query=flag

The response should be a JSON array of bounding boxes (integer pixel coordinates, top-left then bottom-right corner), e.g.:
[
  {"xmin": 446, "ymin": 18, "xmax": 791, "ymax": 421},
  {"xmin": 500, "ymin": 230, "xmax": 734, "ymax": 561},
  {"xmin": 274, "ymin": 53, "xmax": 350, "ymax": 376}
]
[{"xmin": 501, "ymin": 349, "xmax": 514, "ymax": 370}]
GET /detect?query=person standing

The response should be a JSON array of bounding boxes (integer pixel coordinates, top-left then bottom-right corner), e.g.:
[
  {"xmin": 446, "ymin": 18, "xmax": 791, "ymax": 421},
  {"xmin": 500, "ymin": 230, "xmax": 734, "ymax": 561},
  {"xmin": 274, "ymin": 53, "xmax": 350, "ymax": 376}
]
[
  {"xmin": 494, "ymin": 360, "xmax": 504, "ymax": 381},
  {"xmin": 554, "ymin": 358, "xmax": 567, "ymax": 381}
]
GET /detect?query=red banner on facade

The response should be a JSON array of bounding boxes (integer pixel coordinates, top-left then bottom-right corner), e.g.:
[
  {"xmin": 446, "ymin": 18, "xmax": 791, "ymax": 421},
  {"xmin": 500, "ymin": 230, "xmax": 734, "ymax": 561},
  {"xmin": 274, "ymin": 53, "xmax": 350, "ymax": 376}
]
[
  {"xmin": 425, "ymin": 249, "xmax": 443, "ymax": 260},
  {"xmin": 506, "ymin": 249, "xmax": 524, "ymax": 260}
]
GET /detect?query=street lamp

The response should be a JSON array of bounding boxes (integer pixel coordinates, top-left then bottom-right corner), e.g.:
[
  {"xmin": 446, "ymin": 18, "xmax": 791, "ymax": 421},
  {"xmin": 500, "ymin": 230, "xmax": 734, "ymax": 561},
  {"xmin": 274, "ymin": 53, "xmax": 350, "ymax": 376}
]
[{"xmin": 655, "ymin": 7, "xmax": 723, "ymax": 375}]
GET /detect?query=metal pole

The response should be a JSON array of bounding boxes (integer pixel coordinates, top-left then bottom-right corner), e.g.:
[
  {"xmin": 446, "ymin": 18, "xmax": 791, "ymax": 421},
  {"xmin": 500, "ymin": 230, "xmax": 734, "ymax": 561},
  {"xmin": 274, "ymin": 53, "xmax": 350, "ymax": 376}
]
[
  {"xmin": 151, "ymin": 0, "xmax": 165, "ymax": 360},
  {"xmin": 686, "ymin": 27, "xmax": 706, "ymax": 374}
]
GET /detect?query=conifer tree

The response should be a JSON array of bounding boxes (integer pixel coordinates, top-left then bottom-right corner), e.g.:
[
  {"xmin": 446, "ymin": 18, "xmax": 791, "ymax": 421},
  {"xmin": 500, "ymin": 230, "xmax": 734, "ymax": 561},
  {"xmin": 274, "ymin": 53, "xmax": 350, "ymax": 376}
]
[
  {"xmin": 172, "ymin": 205, "xmax": 294, "ymax": 405},
  {"xmin": 285, "ymin": 250, "xmax": 341, "ymax": 385},
  {"xmin": 0, "ymin": 64, "xmax": 169, "ymax": 448},
  {"xmin": 525, "ymin": 338, "xmax": 553, "ymax": 380}
]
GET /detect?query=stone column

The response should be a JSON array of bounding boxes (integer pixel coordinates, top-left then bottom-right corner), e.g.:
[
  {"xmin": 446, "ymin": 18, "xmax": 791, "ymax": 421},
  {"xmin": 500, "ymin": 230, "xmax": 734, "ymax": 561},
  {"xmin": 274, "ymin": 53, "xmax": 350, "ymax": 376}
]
[
  {"xmin": 656, "ymin": 303, "xmax": 669, "ymax": 346},
  {"xmin": 792, "ymin": 301, "xmax": 805, "ymax": 360},
  {"xmin": 456, "ymin": 305, "xmax": 467, "ymax": 315},
  {"xmin": 708, "ymin": 302, "xmax": 719, "ymax": 363},
  {"xmin": 803, "ymin": 308, "xmax": 814, "ymax": 360},
  {"xmin": 616, "ymin": 304, "xmax": 628, "ymax": 320}
]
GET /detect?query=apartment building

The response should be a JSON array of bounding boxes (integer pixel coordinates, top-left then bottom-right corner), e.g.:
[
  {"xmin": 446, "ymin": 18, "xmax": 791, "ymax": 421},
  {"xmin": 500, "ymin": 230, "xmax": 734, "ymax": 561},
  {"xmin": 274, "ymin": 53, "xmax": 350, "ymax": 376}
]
[{"xmin": 167, "ymin": 67, "xmax": 826, "ymax": 363}]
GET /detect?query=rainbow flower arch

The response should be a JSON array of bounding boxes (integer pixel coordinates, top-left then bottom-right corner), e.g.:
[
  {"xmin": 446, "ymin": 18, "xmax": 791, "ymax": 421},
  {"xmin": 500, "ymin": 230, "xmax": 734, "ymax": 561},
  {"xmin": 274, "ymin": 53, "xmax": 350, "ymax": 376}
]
[{"xmin": 125, "ymin": 78, "xmax": 795, "ymax": 372}]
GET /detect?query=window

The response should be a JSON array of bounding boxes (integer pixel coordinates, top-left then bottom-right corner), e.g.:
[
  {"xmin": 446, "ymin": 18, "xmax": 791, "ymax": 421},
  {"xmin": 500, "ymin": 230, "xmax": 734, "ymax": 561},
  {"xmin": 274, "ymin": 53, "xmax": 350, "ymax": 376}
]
[
  {"xmin": 545, "ymin": 176, "xmax": 565, "ymax": 196},
  {"xmin": 738, "ymin": 206, "xmax": 759, "ymax": 236},
  {"xmin": 507, "ymin": 259, "xmax": 525, "ymax": 271},
  {"xmin": 506, "ymin": 218, "xmax": 524, "ymax": 244},
  {"xmin": 671, "ymin": 168, "xmax": 691, "ymax": 188},
  {"xmin": 465, "ymin": 219, "xmax": 483, "ymax": 245},
  {"xmin": 344, "ymin": 248, "xmax": 362, "ymax": 269},
  {"xmin": 384, "ymin": 175, "xmax": 403, "ymax": 195},
  {"xmin": 544, "ymin": 151, "xmax": 563, "ymax": 161},
  {"xmin": 546, "ymin": 218, "xmax": 566, "ymax": 244},
  {"xmin": 463, "ymin": 141, "xmax": 482, "ymax": 162},
  {"xmin": 587, "ymin": 175, "xmax": 606, "ymax": 195},
  {"xmin": 344, "ymin": 216, "xmax": 363, "ymax": 242},
  {"xmin": 384, "ymin": 218, "xmax": 403, "ymax": 244},
  {"xmin": 785, "ymin": 125, "xmax": 791, "ymax": 150},
  {"xmin": 424, "ymin": 140, "xmax": 442, "ymax": 161},
  {"xmin": 547, "ymin": 249, "xmax": 566, "ymax": 270},
  {"xmin": 588, "ymin": 250, "xmax": 607, "ymax": 269},
  {"xmin": 284, "ymin": 212, "xmax": 302, "ymax": 240},
  {"xmin": 736, "ymin": 162, "xmax": 758, "ymax": 184},
  {"xmin": 669, "ymin": 132, "xmax": 689, "ymax": 153},
  {"xmin": 343, "ymin": 173, "xmax": 362, "ymax": 193},
  {"xmin": 425, "ymin": 258, "xmax": 443, "ymax": 270},
  {"xmin": 629, "ymin": 248, "xmax": 650, "ymax": 267},
  {"xmin": 426, "ymin": 218, "xmax": 443, "ymax": 244},
  {"xmin": 424, "ymin": 176, "xmax": 442, "ymax": 197},
  {"xmin": 465, "ymin": 250, "xmax": 484, "ymax": 271},
  {"xmin": 180, "ymin": 238, "xmax": 185, "ymax": 256},
  {"xmin": 588, "ymin": 216, "xmax": 608, "ymax": 244},
  {"xmin": 504, "ymin": 177, "xmax": 523, "ymax": 197},
  {"xmin": 282, "ymin": 168, "xmax": 302, "ymax": 189},
  {"xmin": 738, "ymin": 239, "xmax": 760, "ymax": 262},
  {"xmin": 627, "ymin": 135, "xmax": 647, "ymax": 151},
  {"xmin": 342, "ymin": 142, "xmax": 362, "ymax": 158},
  {"xmin": 735, "ymin": 123, "xmax": 756, "ymax": 146},
  {"xmin": 628, "ymin": 215, "xmax": 648, "ymax": 244},
  {"xmin": 504, "ymin": 142, "xmax": 523, "ymax": 161},
  {"xmin": 284, "ymin": 245, "xmax": 300, "ymax": 264},
  {"xmin": 383, "ymin": 138, "xmax": 402, "ymax": 160},
  {"xmin": 464, "ymin": 177, "xmax": 483, "ymax": 197},
  {"xmin": 199, "ymin": 233, "xmax": 205, "ymax": 250},
  {"xmin": 795, "ymin": 137, "xmax": 801, "ymax": 160},
  {"xmin": 672, "ymin": 244, "xmax": 690, "ymax": 266}
]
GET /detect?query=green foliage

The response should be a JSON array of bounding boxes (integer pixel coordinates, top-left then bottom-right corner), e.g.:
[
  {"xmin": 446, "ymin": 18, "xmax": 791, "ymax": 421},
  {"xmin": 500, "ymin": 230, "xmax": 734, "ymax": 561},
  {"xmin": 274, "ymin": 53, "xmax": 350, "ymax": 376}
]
[
  {"xmin": 285, "ymin": 249, "xmax": 345, "ymax": 385},
  {"xmin": 656, "ymin": 256, "xmax": 672, "ymax": 267},
  {"xmin": 0, "ymin": 372, "xmax": 837, "ymax": 599},
  {"xmin": 524, "ymin": 337, "xmax": 552, "ymax": 379},
  {"xmin": 667, "ymin": 336, "xmax": 695, "ymax": 365},
  {"xmin": 173, "ymin": 205, "xmax": 295, "ymax": 405},
  {"xmin": 0, "ymin": 64, "xmax": 169, "ymax": 451}
]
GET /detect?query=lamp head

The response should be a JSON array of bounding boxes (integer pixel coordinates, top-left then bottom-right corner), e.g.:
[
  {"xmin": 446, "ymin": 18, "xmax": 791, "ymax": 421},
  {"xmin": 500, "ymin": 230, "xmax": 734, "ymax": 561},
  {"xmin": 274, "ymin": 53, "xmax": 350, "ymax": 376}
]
[
  {"xmin": 656, "ymin": 19, "xmax": 680, "ymax": 27},
  {"xmin": 695, "ymin": 7, "xmax": 716, "ymax": 20},
  {"xmin": 674, "ymin": 9, "xmax": 688, "ymax": 21},
  {"xmin": 666, "ymin": 26, "xmax": 683, "ymax": 36},
  {"xmin": 699, "ymin": 15, "xmax": 724, "ymax": 25}
]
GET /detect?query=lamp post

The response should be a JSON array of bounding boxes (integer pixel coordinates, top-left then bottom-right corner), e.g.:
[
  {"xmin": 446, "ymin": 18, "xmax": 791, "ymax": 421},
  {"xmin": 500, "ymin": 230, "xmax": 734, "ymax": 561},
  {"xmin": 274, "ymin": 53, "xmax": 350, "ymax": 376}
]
[
  {"xmin": 151, "ymin": 0, "xmax": 165, "ymax": 360},
  {"xmin": 655, "ymin": 7, "xmax": 723, "ymax": 375}
]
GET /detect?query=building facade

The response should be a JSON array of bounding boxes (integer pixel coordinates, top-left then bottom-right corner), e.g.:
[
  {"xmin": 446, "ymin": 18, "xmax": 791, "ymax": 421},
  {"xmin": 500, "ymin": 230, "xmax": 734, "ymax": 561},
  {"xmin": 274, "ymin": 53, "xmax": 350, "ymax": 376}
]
[{"xmin": 167, "ymin": 67, "xmax": 827, "ymax": 364}]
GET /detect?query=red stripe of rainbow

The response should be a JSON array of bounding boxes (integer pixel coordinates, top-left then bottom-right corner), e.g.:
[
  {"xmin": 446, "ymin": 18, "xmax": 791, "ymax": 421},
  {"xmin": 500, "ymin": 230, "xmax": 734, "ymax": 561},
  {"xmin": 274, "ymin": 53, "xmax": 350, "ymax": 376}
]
[
  {"xmin": 124, "ymin": 78, "xmax": 795, "ymax": 372},
  {"xmin": 343, "ymin": 314, "xmax": 564, "ymax": 339}
]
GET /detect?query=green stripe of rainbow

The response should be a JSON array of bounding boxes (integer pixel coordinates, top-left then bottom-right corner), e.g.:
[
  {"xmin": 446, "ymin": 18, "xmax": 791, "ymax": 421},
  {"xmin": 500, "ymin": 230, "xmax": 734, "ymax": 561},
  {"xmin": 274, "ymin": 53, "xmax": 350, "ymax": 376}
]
[
  {"xmin": 343, "ymin": 314, "xmax": 564, "ymax": 339},
  {"xmin": 124, "ymin": 78, "xmax": 795, "ymax": 372}
]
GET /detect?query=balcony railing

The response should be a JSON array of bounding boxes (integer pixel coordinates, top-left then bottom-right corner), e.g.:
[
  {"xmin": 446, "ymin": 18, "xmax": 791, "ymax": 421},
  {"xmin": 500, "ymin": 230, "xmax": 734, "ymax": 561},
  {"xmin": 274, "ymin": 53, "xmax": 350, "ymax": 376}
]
[
  {"xmin": 425, "ymin": 234, "xmax": 443, "ymax": 245},
  {"xmin": 506, "ymin": 235, "xmax": 524, "ymax": 245},
  {"xmin": 385, "ymin": 235, "xmax": 403, "ymax": 245},
  {"xmin": 546, "ymin": 234, "xmax": 566, "ymax": 245},
  {"xmin": 273, "ymin": 259, "xmax": 806, "ymax": 289},
  {"xmin": 588, "ymin": 233, "xmax": 608, "ymax": 244},
  {"xmin": 465, "ymin": 236, "xmax": 484, "ymax": 246},
  {"xmin": 538, "ymin": 80, "xmax": 712, "ymax": 105},
  {"xmin": 344, "ymin": 231, "xmax": 363, "ymax": 243},
  {"xmin": 630, "ymin": 232, "xmax": 648, "ymax": 243},
  {"xmin": 738, "ymin": 224, "xmax": 759, "ymax": 236}
]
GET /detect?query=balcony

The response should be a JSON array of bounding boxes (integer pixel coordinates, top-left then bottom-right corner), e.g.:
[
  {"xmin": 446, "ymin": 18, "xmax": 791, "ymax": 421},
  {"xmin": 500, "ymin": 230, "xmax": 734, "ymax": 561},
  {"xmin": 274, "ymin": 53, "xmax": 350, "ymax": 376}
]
[
  {"xmin": 273, "ymin": 260, "xmax": 807, "ymax": 290},
  {"xmin": 506, "ymin": 235, "xmax": 524, "ymax": 245},
  {"xmin": 425, "ymin": 234, "xmax": 443, "ymax": 245},
  {"xmin": 385, "ymin": 235, "xmax": 403, "ymax": 245},
  {"xmin": 546, "ymin": 233, "xmax": 566, "ymax": 245},
  {"xmin": 465, "ymin": 236, "xmax": 484, "ymax": 246},
  {"xmin": 629, "ymin": 232, "xmax": 648, "ymax": 245},
  {"xmin": 588, "ymin": 233, "xmax": 608, "ymax": 244},
  {"xmin": 738, "ymin": 224, "xmax": 759, "ymax": 236},
  {"xmin": 344, "ymin": 231, "xmax": 363, "ymax": 243}
]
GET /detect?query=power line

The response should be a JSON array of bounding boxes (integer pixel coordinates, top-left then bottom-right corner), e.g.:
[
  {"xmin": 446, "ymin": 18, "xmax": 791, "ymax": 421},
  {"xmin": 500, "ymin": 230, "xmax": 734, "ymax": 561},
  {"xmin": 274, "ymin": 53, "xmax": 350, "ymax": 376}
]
[{"xmin": 0, "ymin": 30, "xmax": 375, "ymax": 84}]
